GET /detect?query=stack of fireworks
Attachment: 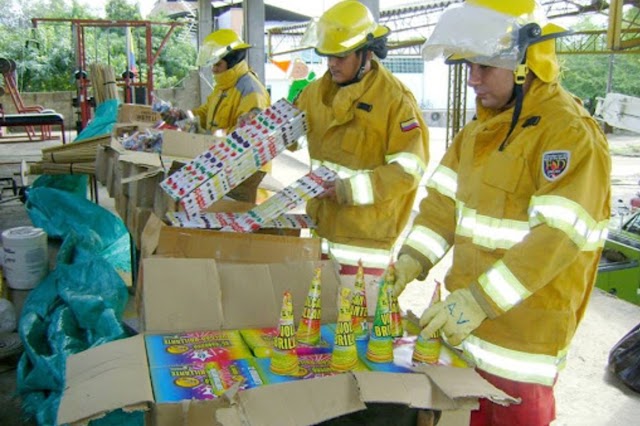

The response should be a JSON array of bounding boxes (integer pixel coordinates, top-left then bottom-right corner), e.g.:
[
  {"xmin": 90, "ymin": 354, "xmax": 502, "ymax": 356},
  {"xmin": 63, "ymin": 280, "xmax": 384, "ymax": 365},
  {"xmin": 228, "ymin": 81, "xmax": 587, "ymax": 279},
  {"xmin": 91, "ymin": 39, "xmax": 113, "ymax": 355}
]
[
  {"xmin": 219, "ymin": 166, "xmax": 335, "ymax": 233},
  {"xmin": 167, "ymin": 211, "xmax": 315, "ymax": 230},
  {"xmin": 270, "ymin": 267, "xmax": 366, "ymax": 376},
  {"xmin": 267, "ymin": 261, "xmax": 445, "ymax": 378},
  {"xmin": 160, "ymin": 99, "xmax": 307, "ymax": 219},
  {"xmin": 164, "ymin": 165, "xmax": 336, "ymax": 232}
]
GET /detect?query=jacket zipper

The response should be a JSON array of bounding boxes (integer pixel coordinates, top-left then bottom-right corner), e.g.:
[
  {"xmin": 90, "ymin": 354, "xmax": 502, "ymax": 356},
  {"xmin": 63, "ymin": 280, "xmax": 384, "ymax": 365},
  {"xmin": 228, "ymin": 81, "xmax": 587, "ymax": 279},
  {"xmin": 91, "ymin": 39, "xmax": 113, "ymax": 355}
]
[{"xmin": 209, "ymin": 91, "xmax": 228, "ymax": 129}]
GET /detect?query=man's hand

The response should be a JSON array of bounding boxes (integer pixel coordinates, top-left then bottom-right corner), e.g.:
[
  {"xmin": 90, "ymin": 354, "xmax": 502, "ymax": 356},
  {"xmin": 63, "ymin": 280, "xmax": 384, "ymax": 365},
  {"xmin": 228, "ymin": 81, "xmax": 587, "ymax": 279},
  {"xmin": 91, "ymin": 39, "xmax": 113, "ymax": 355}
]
[
  {"xmin": 419, "ymin": 288, "xmax": 487, "ymax": 346},
  {"xmin": 393, "ymin": 254, "xmax": 423, "ymax": 296},
  {"xmin": 236, "ymin": 108, "xmax": 262, "ymax": 128},
  {"xmin": 317, "ymin": 180, "xmax": 337, "ymax": 200}
]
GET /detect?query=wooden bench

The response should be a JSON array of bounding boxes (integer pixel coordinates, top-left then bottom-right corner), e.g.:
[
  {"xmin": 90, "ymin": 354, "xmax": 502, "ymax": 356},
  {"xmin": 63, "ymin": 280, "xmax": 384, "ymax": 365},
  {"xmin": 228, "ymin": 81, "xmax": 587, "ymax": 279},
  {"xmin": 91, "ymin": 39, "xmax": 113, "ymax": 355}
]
[{"xmin": 0, "ymin": 111, "xmax": 66, "ymax": 143}]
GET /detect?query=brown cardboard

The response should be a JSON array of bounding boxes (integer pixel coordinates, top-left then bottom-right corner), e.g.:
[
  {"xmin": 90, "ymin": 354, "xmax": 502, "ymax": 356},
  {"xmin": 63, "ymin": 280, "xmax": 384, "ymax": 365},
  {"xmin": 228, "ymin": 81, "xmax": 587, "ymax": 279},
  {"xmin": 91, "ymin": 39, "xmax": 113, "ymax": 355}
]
[
  {"xmin": 58, "ymin": 257, "xmax": 518, "ymax": 426},
  {"xmin": 161, "ymin": 129, "xmax": 221, "ymax": 161},
  {"xmin": 353, "ymin": 371, "xmax": 460, "ymax": 410},
  {"xmin": 414, "ymin": 365, "xmax": 520, "ymax": 407},
  {"xmin": 57, "ymin": 335, "xmax": 152, "ymax": 425},
  {"xmin": 129, "ymin": 205, "xmax": 152, "ymax": 248},
  {"xmin": 141, "ymin": 212, "xmax": 321, "ymax": 264},
  {"xmin": 216, "ymin": 374, "xmax": 367, "ymax": 425},
  {"xmin": 142, "ymin": 257, "xmax": 223, "ymax": 333},
  {"xmin": 118, "ymin": 104, "xmax": 162, "ymax": 125},
  {"xmin": 112, "ymin": 123, "xmax": 151, "ymax": 139},
  {"xmin": 99, "ymin": 141, "xmax": 125, "ymax": 196},
  {"xmin": 142, "ymin": 258, "xmax": 339, "ymax": 333}
]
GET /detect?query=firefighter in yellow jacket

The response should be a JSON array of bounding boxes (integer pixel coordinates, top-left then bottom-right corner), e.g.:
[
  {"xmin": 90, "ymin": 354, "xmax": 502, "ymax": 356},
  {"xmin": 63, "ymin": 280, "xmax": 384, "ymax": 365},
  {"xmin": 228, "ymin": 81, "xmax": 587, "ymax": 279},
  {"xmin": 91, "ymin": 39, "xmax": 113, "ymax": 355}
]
[
  {"xmin": 194, "ymin": 29, "xmax": 271, "ymax": 201},
  {"xmin": 294, "ymin": 1, "xmax": 429, "ymax": 298},
  {"xmin": 393, "ymin": 1, "xmax": 611, "ymax": 424}
]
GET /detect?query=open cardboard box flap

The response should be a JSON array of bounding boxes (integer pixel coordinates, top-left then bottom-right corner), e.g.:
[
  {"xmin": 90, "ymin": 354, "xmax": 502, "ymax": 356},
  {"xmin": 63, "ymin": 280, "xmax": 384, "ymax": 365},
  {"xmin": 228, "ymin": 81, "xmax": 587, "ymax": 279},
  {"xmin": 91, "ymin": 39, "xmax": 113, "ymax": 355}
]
[
  {"xmin": 141, "ymin": 257, "xmax": 340, "ymax": 333},
  {"xmin": 161, "ymin": 129, "xmax": 223, "ymax": 163},
  {"xmin": 59, "ymin": 257, "xmax": 517, "ymax": 426},
  {"xmin": 413, "ymin": 365, "xmax": 519, "ymax": 406},
  {"xmin": 57, "ymin": 335, "xmax": 153, "ymax": 425},
  {"xmin": 140, "ymin": 212, "xmax": 321, "ymax": 263}
]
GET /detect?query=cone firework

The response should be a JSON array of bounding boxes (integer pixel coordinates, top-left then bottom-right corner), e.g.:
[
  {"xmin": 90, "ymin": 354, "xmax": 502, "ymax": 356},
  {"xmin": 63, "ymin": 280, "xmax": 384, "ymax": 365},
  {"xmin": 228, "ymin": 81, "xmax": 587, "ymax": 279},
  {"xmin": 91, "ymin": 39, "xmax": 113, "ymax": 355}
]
[
  {"xmin": 412, "ymin": 281, "xmax": 442, "ymax": 365},
  {"xmin": 331, "ymin": 287, "xmax": 358, "ymax": 372},
  {"xmin": 270, "ymin": 291, "xmax": 300, "ymax": 376},
  {"xmin": 297, "ymin": 267, "xmax": 323, "ymax": 345},
  {"xmin": 386, "ymin": 264, "xmax": 404, "ymax": 338},
  {"xmin": 351, "ymin": 260, "xmax": 369, "ymax": 340},
  {"xmin": 366, "ymin": 277, "xmax": 394, "ymax": 363}
]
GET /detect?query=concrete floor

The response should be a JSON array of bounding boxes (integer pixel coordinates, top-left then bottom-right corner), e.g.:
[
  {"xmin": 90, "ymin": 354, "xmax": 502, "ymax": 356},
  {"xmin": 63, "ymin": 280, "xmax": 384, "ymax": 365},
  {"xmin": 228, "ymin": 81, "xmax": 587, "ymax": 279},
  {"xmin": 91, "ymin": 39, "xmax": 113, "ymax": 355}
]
[
  {"xmin": 0, "ymin": 162, "xmax": 39, "ymax": 426},
  {"xmin": 1, "ymin": 129, "xmax": 640, "ymax": 425}
]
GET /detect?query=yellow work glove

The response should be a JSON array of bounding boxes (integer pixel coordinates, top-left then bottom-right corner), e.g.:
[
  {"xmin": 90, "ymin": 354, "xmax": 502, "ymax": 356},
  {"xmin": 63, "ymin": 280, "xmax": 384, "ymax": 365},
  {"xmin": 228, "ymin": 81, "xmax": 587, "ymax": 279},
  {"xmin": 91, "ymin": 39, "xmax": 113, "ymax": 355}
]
[
  {"xmin": 393, "ymin": 254, "xmax": 423, "ymax": 296},
  {"xmin": 419, "ymin": 288, "xmax": 487, "ymax": 346}
]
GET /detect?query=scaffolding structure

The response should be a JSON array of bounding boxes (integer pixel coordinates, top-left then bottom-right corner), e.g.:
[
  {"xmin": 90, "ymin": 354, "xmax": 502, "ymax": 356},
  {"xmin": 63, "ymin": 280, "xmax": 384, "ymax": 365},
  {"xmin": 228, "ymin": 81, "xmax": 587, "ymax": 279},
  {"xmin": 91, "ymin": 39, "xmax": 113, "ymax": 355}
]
[
  {"xmin": 31, "ymin": 18, "xmax": 185, "ymax": 130},
  {"xmin": 266, "ymin": 0, "xmax": 640, "ymax": 145}
]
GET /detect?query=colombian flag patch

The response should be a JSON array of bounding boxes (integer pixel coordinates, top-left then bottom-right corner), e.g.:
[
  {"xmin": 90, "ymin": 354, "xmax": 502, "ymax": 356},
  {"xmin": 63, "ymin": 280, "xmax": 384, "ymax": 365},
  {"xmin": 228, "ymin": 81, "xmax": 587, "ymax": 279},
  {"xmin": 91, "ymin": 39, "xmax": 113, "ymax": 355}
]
[{"xmin": 400, "ymin": 118, "xmax": 419, "ymax": 132}]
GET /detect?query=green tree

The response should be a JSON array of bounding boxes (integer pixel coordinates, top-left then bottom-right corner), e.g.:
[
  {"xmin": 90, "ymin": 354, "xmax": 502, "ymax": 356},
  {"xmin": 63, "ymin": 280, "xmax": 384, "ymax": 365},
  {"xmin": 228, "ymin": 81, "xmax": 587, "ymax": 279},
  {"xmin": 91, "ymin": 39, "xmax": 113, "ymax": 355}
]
[
  {"xmin": 559, "ymin": 10, "xmax": 640, "ymax": 103},
  {"xmin": 0, "ymin": 0, "xmax": 99, "ymax": 91},
  {"xmin": 105, "ymin": 0, "xmax": 141, "ymax": 21},
  {"xmin": 0, "ymin": 0, "xmax": 195, "ymax": 93}
]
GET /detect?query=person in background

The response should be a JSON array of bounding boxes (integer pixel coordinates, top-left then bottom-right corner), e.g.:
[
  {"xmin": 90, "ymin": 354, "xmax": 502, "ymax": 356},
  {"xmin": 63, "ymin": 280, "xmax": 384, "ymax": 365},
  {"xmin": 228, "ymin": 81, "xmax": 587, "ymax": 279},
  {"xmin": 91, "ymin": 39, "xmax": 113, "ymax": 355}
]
[
  {"xmin": 294, "ymin": 0, "xmax": 429, "ymax": 304},
  {"xmin": 193, "ymin": 28, "xmax": 272, "ymax": 202},
  {"xmin": 392, "ymin": 1, "xmax": 611, "ymax": 424}
]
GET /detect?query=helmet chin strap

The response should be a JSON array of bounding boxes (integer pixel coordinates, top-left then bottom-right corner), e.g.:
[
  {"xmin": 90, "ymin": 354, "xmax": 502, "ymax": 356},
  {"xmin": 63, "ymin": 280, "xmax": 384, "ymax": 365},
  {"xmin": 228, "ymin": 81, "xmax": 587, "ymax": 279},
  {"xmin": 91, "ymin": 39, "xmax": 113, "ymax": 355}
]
[
  {"xmin": 337, "ymin": 49, "xmax": 369, "ymax": 87},
  {"xmin": 498, "ymin": 55, "xmax": 529, "ymax": 151},
  {"xmin": 498, "ymin": 22, "xmax": 546, "ymax": 151}
]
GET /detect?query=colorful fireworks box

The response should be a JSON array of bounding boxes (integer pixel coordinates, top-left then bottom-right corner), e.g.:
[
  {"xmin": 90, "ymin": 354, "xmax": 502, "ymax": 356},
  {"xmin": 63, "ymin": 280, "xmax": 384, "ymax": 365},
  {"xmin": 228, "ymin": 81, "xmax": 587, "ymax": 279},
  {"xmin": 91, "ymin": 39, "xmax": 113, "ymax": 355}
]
[
  {"xmin": 150, "ymin": 359, "xmax": 263, "ymax": 403},
  {"xmin": 145, "ymin": 330, "xmax": 253, "ymax": 367}
]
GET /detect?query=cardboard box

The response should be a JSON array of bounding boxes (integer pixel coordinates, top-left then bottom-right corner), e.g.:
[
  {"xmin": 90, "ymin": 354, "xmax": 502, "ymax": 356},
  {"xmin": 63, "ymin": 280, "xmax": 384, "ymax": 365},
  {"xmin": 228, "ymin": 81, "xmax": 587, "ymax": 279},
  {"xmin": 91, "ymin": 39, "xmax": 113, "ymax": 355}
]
[
  {"xmin": 118, "ymin": 104, "xmax": 162, "ymax": 126},
  {"xmin": 140, "ymin": 212, "xmax": 320, "ymax": 263},
  {"xmin": 161, "ymin": 129, "xmax": 221, "ymax": 161},
  {"xmin": 112, "ymin": 122, "xmax": 147, "ymax": 139},
  {"xmin": 58, "ymin": 258, "xmax": 517, "ymax": 425}
]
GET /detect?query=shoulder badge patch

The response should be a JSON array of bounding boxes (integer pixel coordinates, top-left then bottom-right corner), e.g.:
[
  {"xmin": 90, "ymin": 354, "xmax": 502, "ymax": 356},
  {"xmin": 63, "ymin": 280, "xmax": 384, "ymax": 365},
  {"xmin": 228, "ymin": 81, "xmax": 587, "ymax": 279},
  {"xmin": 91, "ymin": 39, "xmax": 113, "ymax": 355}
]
[
  {"xmin": 542, "ymin": 151, "xmax": 570, "ymax": 181},
  {"xmin": 400, "ymin": 117, "xmax": 419, "ymax": 132}
]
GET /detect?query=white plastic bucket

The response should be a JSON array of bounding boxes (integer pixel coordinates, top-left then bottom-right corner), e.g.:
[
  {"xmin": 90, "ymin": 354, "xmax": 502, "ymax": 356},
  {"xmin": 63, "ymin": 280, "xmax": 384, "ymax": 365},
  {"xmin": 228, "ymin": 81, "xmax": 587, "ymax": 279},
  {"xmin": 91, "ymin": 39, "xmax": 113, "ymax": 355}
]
[{"xmin": 2, "ymin": 226, "xmax": 48, "ymax": 290}]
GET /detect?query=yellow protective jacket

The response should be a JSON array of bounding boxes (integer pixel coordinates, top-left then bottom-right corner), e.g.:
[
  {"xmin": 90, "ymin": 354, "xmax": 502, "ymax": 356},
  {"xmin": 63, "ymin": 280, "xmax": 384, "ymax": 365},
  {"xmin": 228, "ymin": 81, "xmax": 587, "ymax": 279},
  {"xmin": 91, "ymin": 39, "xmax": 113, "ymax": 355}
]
[
  {"xmin": 401, "ymin": 79, "xmax": 611, "ymax": 385},
  {"xmin": 192, "ymin": 60, "xmax": 270, "ymax": 133},
  {"xmin": 296, "ymin": 60, "xmax": 429, "ymax": 268}
]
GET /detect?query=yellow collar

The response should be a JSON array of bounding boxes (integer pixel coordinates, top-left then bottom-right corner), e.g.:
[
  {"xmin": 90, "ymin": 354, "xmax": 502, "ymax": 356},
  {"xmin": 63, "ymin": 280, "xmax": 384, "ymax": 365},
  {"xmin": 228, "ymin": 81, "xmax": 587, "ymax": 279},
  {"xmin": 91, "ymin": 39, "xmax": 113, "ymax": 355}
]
[{"xmin": 214, "ymin": 60, "xmax": 249, "ymax": 90}]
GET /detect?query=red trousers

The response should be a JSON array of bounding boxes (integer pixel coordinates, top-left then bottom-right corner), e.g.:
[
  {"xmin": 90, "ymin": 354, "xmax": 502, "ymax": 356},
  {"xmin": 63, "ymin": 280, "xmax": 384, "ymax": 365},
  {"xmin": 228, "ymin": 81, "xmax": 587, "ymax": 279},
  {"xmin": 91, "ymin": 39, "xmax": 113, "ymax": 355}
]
[{"xmin": 470, "ymin": 369, "xmax": 556, "ymax": 426}]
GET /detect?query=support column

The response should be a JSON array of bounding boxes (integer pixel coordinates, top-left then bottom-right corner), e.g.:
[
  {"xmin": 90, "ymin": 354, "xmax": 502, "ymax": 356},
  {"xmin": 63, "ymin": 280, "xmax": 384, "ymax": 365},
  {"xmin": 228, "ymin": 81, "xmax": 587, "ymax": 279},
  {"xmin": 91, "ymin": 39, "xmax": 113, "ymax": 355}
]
[
  {"xmin": 198, "ymin": 0, "xmax": 214, "ymax": 104},
  {"xmin": 243, "ymin": 0, "xmax": 266, "ymax": 85},
  {"xmin": 358, "ymin": 0, "xmax": 379, "ymax": 21}
]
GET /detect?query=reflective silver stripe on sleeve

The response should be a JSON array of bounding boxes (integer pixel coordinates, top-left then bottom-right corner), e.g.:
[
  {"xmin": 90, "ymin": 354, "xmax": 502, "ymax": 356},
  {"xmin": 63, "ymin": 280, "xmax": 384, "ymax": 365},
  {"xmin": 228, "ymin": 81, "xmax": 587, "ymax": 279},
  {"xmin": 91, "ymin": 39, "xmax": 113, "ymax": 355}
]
[
  {"xmin": 327, "ymin": 241, "xmax": 393, "ymax": 269},
  {"xmin": 426, "ymin": 165, "xmax": 457, "ymax": 200},
  {"xmin": 463, "ymin": 335, "xmax": 565, "ymax": 386},
  {"xmin": 349, "ymin": 173, "xmax": 374, "ymax": 205},
  {"xmin": 529, "ymin": 195, "xmax": 609, "ymax": 250},
  {"xmin": 404, "ymin": 225, "xmax": 450, "ymax": 265},
  {"xmin": 386, "ymin": 152, "xmax": 427, "ymax": 180},
  {"xmin": 478, "ymin": 260, "xmax": 532, "ymax": 312},
  {"xmin": 456, "ymin": 201, "xmax": 530, "ymax": 250}
]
